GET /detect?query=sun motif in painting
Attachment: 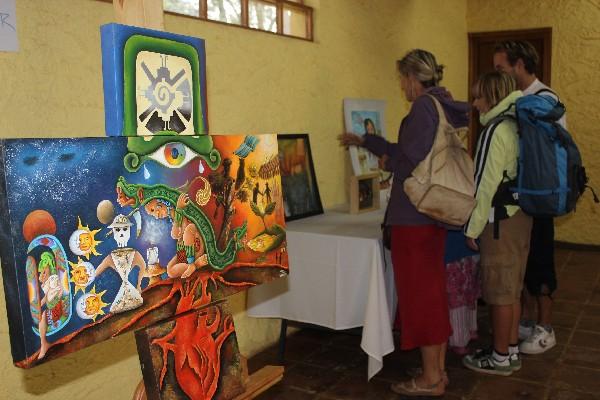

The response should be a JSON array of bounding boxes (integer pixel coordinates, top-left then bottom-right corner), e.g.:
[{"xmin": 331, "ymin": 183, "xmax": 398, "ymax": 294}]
[
  {"xmin": 68, "ymin": 217, "xmax": 102, "ymax": 260},
  {"xmin": 136, "ymin": 52, "xmax": 194, "ymax": 136},
  {"xmin": 76, "ymin": 286, "xmax": 109, "ymax": 322},
  {"xmin": 68, "ymin": 258, "xmax": 95, "ymax": 295}
]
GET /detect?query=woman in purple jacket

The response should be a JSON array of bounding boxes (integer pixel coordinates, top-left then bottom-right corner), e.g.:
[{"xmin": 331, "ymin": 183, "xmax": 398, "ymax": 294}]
[{"xmin": 339, "ymin": 49, "xmax": 469, "ymax": 397}]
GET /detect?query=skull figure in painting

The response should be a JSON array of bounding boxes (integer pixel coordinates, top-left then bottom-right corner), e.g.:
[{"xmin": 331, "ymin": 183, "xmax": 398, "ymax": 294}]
[
  {"xmin": 108, "ymin": 214, "xmax": 133, "ymax": 248},
  {"xmin": 95, "ymin": 214, "xmax": 146, "ymax": 314}
]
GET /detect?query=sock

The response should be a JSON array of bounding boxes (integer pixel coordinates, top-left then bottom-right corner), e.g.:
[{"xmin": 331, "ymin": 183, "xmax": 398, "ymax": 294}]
[
  {"xmin": 492, "ymin": 349, "xmax": 510, "ymax": 366},
  {"xmin": 508, "ymin": 344, "xmax": 519, "ymax": 355}
]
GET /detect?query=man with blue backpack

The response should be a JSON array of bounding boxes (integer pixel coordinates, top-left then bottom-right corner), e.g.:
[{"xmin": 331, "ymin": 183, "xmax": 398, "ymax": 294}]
[{"xmin": 493, "ymin": 40, "xmax": 577, "ymax": 356}]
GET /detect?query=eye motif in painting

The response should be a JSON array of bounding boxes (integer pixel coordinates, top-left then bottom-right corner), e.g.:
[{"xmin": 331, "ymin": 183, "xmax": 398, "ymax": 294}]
[{"xmin": 148, "ymin": 142, "xmax": 200, "ymax": 168}]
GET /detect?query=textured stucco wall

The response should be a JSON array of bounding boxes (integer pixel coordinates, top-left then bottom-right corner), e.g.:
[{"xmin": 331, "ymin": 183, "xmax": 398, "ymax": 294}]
[
  {"xmin": 467, "ymin": 0, "xmax": 600, "ymax": 245},
  {"xmin": 0, "ymin": 0, "xmax": 467, "ymax": 398}
]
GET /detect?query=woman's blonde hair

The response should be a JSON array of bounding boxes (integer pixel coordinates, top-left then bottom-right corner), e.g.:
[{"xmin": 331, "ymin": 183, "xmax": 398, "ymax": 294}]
[
  {"xmin": 473, "ymin": 71, "xmax": 517, "ymax": 109},
  {"xmin": 397, "ymin": 49, "xmax": 444, "ymax": 87}
]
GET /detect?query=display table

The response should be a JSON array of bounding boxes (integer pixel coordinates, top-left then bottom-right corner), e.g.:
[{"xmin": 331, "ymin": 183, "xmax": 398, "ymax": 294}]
[{"xmin": 247, "ymin": 208, "xmax": 397, "ymax": 380}]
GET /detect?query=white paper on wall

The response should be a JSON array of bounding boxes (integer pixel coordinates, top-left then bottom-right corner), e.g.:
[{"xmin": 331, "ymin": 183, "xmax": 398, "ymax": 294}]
[{"xmin": 0, "ymin": 0, "xmax": 18, "ymax": 52}]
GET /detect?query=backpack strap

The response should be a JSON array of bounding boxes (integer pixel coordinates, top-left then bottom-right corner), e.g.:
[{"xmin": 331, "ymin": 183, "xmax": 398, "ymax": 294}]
[
  {"xmin": 463, "ymin": 116, "xmax": 503, "ymax": 237},
  {"xmin": 534, "ymin": 88, "xmax": 557, "ymax": 98},
  {"xmin": 473, "ymin": 115, "xmax": 511, "ymax": 190},
  {"xmin": 533, "ymin": 88, "xmax": 566, "ymax": 120},
  {"xmin": 474, "ymin": 114, "xmax": 516, "ymax": 240}
]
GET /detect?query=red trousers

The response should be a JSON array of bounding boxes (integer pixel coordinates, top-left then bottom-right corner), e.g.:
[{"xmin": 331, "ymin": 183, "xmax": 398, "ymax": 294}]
[{"xmin": 391, "ymin": 225, "xmax": 451, "ymax": 350}]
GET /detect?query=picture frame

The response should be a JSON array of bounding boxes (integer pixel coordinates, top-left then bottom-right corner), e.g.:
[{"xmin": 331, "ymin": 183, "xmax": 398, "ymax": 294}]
[
  {"xmin": 343, "ymin": 98, "xmax": 392, "ymax": 186},
  {"xmin": 350, "ymin": 173, "xmax": 380, "ymax": 214},
  {"xmin": 277, "ymin": 133, "xmax": 324, "ymax": 222},
  {"xmin": 101, "ymin": 23, "xmax": 208, "ymax": 137}
]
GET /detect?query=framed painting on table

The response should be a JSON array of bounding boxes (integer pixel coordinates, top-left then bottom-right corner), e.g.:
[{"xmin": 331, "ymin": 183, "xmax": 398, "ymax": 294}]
[{"xmin": 277, "ymin": 134, "xmax": 323, "ymax": 222}]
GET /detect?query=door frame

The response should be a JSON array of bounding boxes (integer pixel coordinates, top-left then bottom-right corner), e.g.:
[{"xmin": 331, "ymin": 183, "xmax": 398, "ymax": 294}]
[{"xmin": 467, "ymin": 28, "xmax": 553, "ymax": 153}]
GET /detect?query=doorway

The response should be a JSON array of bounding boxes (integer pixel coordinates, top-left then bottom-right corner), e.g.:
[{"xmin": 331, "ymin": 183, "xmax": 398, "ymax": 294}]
[{"xmin": 467, "ymin": 28, "xmax": 552, "ymax": 153}]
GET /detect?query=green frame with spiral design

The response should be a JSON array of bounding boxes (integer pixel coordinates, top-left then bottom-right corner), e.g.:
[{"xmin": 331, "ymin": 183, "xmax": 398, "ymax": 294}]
[{"xmin": 123, "ymin": 35, "xmax": 205, "ymax": 136}]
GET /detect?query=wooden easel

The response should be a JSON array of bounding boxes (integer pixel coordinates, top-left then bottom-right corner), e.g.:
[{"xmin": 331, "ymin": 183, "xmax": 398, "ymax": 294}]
[
  {"xmin": 133, "ymin": 358, "xmax": 283, "ymax": 400},
  {"xmin": 111, "ymin": 1, "xmax": 283, "ymax": 399}
]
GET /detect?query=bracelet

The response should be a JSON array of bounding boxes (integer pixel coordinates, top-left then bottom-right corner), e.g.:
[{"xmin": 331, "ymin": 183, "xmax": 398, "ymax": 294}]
[{"xmin": 174, "ymin": 212, "xmax": 183, "ymax": 225}]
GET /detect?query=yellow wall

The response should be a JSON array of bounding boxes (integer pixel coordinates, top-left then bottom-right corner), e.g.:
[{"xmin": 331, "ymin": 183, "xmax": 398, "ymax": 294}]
[
  {"xmin": 0, "ymin": 0, "xmax": 467, "ymax": 398},
  {"xmin": 467, "ymin": 0, "xmax": 600, "ymax": 245}
]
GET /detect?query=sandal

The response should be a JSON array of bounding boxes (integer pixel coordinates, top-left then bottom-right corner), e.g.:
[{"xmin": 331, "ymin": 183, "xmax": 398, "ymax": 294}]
[
  {"xmin": 406, "ymin": 368, "xmax": 449, "ymax": 386},
  {"xmin": 390, "ymin": 378, "xmax": 445, "ymax": 397}
]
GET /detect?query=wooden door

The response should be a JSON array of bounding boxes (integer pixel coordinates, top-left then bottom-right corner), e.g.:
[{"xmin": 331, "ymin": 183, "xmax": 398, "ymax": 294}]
[{"xmin": 467, "ymin": 28, "xmax": 552, "ymax": 153}]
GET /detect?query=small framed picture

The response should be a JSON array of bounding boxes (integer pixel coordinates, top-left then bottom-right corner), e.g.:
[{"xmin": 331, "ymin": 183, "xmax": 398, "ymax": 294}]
[
  {"xmin": 101, "ymin": 23, "xmax": 208, "ymax": 137},
  {"xmin": 278, "ymin": 134, "xmax": 324, "ymax": 221},
  {"xmin": 343, "ymin": 99, "xmax": 392, "ymax": 185},
  {"xmin": 350, "ymin": 173, "xmax": 380, "ymax": 214}
]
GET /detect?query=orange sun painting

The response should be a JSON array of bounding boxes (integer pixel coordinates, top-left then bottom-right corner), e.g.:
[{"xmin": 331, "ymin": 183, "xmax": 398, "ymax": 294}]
[
  {"xmin": 69, "ymin": 258, "xmax": 96, "ymax": 295},
  {"xmin": 68, "ymin": 217, "xmax": 102, "ymax": 260},
  {"xmin": 75, "ymin": 286, "xmax": 109, "ymax": 322}
]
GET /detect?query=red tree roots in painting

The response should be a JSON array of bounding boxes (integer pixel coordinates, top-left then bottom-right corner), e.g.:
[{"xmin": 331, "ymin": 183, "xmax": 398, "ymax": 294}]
[
  {"xmin": 151, "ymin": 271, "xmax": 237, "ymax": 399},
  {"xmin": 16, "ymin": 261, "xmax": 286, "ymax": 369}
]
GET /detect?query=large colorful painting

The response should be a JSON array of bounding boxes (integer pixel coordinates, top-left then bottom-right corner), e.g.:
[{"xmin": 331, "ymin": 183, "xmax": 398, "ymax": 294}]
[
  {"xmin": 0, "ymin": 134, "xmax": 288, "ymax": 368},
  {"xmin": 277, "ymin": 134, "xmax": 323, "ymax": 221},
  {"xmin": 101, "ymin": 23, "xmax": 208, "ymax": 136}
]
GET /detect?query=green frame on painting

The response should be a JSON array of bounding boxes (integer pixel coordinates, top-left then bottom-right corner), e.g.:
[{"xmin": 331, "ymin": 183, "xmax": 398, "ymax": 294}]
[{"xmin": 123, "ymin": 35, "xmax": 205, "ymax": 136}]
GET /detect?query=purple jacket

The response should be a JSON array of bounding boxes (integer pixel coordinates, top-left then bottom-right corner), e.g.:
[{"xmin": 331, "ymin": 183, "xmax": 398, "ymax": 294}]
[{"xmin": 363, "ymin": 86, "xmax": 469, "ymax": 226}]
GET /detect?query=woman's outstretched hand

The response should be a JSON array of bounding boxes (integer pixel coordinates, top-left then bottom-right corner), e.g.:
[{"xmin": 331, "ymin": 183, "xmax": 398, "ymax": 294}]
[{"xmin": 337, "ymin": 133, "xmax": 364, "ymax": 148}]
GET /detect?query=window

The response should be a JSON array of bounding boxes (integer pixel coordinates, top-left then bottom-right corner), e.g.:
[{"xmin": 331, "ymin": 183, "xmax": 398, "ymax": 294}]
[
  {"xmin": 207, "ymin": 0, "xmax": 241, "ymax": 24},
  {"xmin": 164, "ymin": 0, "xmax": 200, "ymax": 17},
  {"xmin": 164, "ymin": 0, "xmax": 313, "ymax": 40},
  {"xmin": 248, "ymin": 0, "xmax": 277, "ymax": 33}
]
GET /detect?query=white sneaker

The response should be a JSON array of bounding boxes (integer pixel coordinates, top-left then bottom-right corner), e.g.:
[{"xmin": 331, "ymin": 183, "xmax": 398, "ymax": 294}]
[
  {"xmin": 519, "ymin": 325, "xmax": 556, "ymax": 354},
  {"xmin": 518, "ymin": 321, "xmax": 534, "ymax": 341}
]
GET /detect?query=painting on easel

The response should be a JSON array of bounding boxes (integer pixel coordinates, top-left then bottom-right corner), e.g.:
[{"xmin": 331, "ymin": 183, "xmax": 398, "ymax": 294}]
[{"xmin": 0, "ymin": 133, "xmax": 288, "ymax": 368}]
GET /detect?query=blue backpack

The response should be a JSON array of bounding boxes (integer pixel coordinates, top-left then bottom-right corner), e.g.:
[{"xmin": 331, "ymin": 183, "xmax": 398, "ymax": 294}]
[{"xmin": 492, "ymin": 90, "xmax": 598, "ymax": 219}]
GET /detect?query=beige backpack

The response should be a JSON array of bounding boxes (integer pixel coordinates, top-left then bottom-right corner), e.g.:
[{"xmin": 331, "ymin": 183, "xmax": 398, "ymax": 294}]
[{"xmin": 403, "ymin": 95, "xmax": 476, "ymax": 226}]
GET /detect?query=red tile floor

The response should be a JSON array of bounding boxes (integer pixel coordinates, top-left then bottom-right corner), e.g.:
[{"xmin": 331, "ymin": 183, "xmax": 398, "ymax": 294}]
[{"xmin": 248, "ymin": 248, "xmax": 600, "ymax": 399}]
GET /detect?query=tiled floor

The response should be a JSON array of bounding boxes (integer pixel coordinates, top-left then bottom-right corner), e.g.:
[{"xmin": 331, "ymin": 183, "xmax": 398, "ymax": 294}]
[{"xmin": 248, "ymin": 248, "xmax": 600, "ymax": 399}]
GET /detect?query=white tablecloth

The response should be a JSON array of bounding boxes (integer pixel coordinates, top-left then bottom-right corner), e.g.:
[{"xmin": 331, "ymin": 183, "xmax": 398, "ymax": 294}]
[{"xmin": 247, "ymin": 208, "xmax": 397, "ymax": 380}]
